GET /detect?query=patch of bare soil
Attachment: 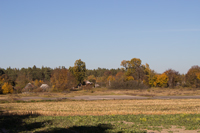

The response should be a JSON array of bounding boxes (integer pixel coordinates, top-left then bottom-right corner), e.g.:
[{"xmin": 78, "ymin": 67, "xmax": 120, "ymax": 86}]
[{"xmin": 147, "ymin": 126, "xmax": 200, "ymax": 133}]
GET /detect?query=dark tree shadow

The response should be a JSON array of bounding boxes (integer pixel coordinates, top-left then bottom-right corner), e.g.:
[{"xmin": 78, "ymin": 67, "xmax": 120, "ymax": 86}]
[
  {"xmin": 0, "ymin": 110, "xmax": 114, "ymax": 133},
  {"xmin": 35, "ymin": 124, "xmax": 113, "ymax": 133},
  {"xmin": 0, "ymin": 112, "xmax": 51, "ymax": 133}
]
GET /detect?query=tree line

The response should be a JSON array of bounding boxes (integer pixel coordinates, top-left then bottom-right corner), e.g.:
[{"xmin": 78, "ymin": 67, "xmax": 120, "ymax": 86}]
[{"xmin": 0, "ymin": 58, "xmax": 200, "ymax": 94}]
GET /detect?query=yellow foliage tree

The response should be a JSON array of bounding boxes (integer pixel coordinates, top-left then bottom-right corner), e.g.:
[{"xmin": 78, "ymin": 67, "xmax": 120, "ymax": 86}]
[
  {"xmin": 33, "ymin": 79, "xmax": 44, "ymax": 87},
  {"xmin": 149, "ymin": 73, "xmax": 169, "ymax": 87},
  {"xmin": 87, "ymin": 75, "xmax": 96, "ymax": 80},
  {"xmin": 87, "ymin": 75, "xmax": 96, "ymax": 82},
  {"xmin": 107, "ymin": 75, "xmax": 115, "ymax": 82},
  {"xmin": 149, "ymin": 74, "xmax": 157, "ymax": 87},
  {"xmin": 2, "ymin": 82, "xmax": 13, "ymax": 94},
  {"xmin": 196, "ymin": 72, "xmax": 200, "ymax": 80},
  {"xmin": 107, "ymin": 75, "xmax": 115, "ymax": 87},
  {"xmin": 33, "ymin": 79, "xmax": 40, "ymax": 87},
  {"xmin": 126, "ymin": 76, "xmax": 134, "ymax": 81},
  {"xmin": 156, "ymin": 73, "xmax": 169, "ymax": 87}
]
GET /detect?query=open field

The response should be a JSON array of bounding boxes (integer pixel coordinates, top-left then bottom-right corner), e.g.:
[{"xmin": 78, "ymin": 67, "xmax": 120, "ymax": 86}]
[
  {"xmin": 1, "ymin": 87, "xmax": 200, "ymax": 101},
  {"xmin": 1, "ymin": 89, "xmax": 200, "ymax": 132},
  {"xmin": 1, "ymin": 99, "xmax": 200, "ymax": 116},
  {"xmin": 1, "ymin": 99, "xmax": 200, "ymax": 133}
]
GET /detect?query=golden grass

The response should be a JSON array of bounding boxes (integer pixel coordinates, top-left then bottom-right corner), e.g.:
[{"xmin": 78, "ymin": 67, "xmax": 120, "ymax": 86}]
[
  {"xmin": 4, "ymin": 87, "xmax": 200, "ymax": 98},
  {"xmin": 1, "ymin": 99, "xmax": 200, "ymax": 116}
]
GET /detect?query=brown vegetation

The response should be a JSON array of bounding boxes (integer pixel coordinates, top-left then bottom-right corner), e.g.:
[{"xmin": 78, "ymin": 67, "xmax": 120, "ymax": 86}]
[{"xmin": 1, "ymin": 99, "xmax": 200, "ymax": 116}]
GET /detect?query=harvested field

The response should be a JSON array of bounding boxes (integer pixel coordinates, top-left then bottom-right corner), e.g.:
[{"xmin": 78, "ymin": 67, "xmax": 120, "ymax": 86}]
[
  {"xmin": 1, "ymin": 99, "xmax": 200, "ymax": 132},
  {"xmin": 1, "ymin": 99, "xmax": 200, "ymax": 116}
]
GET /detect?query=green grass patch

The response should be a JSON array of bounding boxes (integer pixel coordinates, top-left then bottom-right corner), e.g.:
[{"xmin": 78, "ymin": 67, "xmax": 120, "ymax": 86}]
[{"xmin": 1, "ymin": 114, "xmax": 200, "ymax": 133}]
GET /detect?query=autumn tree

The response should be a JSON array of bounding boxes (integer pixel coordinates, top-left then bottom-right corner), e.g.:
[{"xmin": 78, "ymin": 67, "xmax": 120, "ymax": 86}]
[
  {"xmin": 87, "ymin": 75, "xmax": 96, "ymax": 85},
  {"xmin": 185, "ymin": 65, "xmax": 200, "ymax": 88},
  {"xmin": 156, "ymin": 73, "xmax": 169, "ymax": 87},
  {"xmin": 125, "ymin": 76, "xmax": 134, "ymax": 81},
  {"xmin": 196, "ymin": 73, "xmax": 200, "ymax": 80},
  {"xmin": 15, "ymin": 71, "xmax": 29, "ymax": 89},
  {"xmin": 69, "ymin": 59, "xmax": 86, "ymax": 84},
  {"xmin": 115, "ymin": 71, "xmax": 125, "ymax": 81},
  {"xmin": 107, "ymin": 75, "xmax": 115, "ymax": 86},
  {"xmin": 96, "ymin": 76, "xmax": 106, "ymax": 87},
  {"xmin": 141, "ymin": 63, "xmax": 151, "ymax": 86},
  {"xmin": 164, "ymin": 69, "xmax": 180, "ymax": 88},
  {"xmin": 33, "ymin": 79, "xmax": 43, "ymax": 87},
  {"xmin": 51, "ymin": 68, "xmax": 76, "ymax": 91},
  {"xmin": 149, "ymin": 72, "xmax": 158, "ymax": 87},
  {"xmin": 120, "ymin": 60, "xmax": 129, "ymax": 70},
  {"xmin": 2, "ymin": 82, "xmax": 13, "ymax": 94},
  {"xmin": 121, "ymin": 58, "xmax": 147, "ymax": 81},
  {"xmin": 149, "ymin": 73, "xmax": 168, "ymax": 87}
]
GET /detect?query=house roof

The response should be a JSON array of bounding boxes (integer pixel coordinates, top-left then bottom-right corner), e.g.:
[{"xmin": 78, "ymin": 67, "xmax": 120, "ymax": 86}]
[
  {"xmin": 24, "ymin": 83, "xmax": 34, "ymax": 89},
  {"xmin": 40, "ymin": 84, "xmax": 49, "ymax": 89}
]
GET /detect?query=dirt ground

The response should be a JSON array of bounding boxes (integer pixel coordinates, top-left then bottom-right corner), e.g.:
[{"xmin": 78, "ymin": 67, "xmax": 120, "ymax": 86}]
[
  {"xmin": 147, "ymin": 126, "xmax": 200, "ymax": 133},
  {"xmin": 1, "ymin": 87, "xmax": 200, "ymax": 102}
]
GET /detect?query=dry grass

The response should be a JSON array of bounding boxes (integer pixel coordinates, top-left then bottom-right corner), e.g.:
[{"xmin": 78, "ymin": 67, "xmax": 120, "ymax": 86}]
[
  {"xmin": 68, "ymin": 87, "xmax": 200, "ymax": 97},
  {"xmin": 121, "ymin": 87, "xmax": 200, "ymax": 97},
  {"xmin": 1, "ymin": 99, "xmax": 200, "ymax": 116},
  {"xmin": 8, "ymin": 87, "xmax": 200, "ymax": 98}
]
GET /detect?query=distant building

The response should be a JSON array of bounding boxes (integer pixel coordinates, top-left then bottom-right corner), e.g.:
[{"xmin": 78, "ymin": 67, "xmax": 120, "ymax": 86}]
[
  {"xmin": 95, "ymin": 83, "xmax": 100, "ymax": 88},
  {"xmin": 85, "ymin": 80, "xmax": 93, "ymax": 85},
  {"xmin": 24, "ymin": 83, "xmax": 35, "ymax": 92},
  {"xmin": 40, "ymin": 84, "xmax": 50, "ymax": 91}
]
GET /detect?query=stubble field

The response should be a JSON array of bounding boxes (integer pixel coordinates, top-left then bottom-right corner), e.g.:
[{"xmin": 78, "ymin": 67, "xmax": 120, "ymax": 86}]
[
  {"xmin": 1, "ymin": 99, "xmax": 200, "ymax": 116},
  {"xmin": 1, "ymin": 89, "xmax": 200, "ymax": 133},
  {"xmin": 1, "ymin": 99, "xmax": 200, "ymax": 132}
]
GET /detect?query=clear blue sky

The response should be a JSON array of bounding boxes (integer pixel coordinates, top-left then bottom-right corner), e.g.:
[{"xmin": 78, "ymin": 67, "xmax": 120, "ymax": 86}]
[{"xmin": 1, "ymin": 0, "xmax": 200, "ymax": 74}]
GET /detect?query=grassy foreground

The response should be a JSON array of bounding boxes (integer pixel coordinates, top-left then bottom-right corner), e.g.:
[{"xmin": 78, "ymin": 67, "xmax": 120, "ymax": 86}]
[{"xmin": 1, "ymin": 113, "xmax": 200, "ymax": 133}]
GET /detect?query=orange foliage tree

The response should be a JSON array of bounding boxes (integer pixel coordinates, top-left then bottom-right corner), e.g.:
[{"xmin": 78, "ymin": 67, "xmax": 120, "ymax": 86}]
[
  {"xmin": 107, "ymin": 75, "xmax": 115, "ymax": 86},
  {"xmin": 107, "ymin": 75, "xmax": 115, "ymax": 82},
  {"xmin": 115, "ymin": 71, "xmax": 125, "ymax": 81},
  {"xmin": 185, "ymin": 65, "xmax": 200, "ymax": 88},
  {"xmin": 51, "ymin": 68, "xmax": 76, "ymax": 91}
]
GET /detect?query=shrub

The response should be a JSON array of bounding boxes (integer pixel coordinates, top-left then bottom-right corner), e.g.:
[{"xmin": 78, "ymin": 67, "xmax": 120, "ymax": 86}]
[
  {"xmin": 32, "ymin": 87, "xmax": 44, "ymax": 92},
  {"xmin": 109, "ymin": 80, "xmax": 149, "ymax": 90},
  {"xmin": 14, "ymin": 86, "xmax": 23, "ymax": 93},
  {"xmin": 82, "ymin": 84, "xmax": 93, "ymax": 90}
]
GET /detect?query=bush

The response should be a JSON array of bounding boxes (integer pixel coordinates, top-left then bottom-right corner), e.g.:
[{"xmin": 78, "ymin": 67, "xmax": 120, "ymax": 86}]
[
  {"xmin": 108, "ymin": 80, "xmax": 149, "ymax": 90},
  {"xmin": 14, "ymin": 86, "xmax": 23, "ymax": 93},
  {"xmin": 82, "ymin": 85, "xmax": 93, "ymax": 90},
  {"xmin": 32, "ymin": 87, "xmax": 44, "ymax": 92}
]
